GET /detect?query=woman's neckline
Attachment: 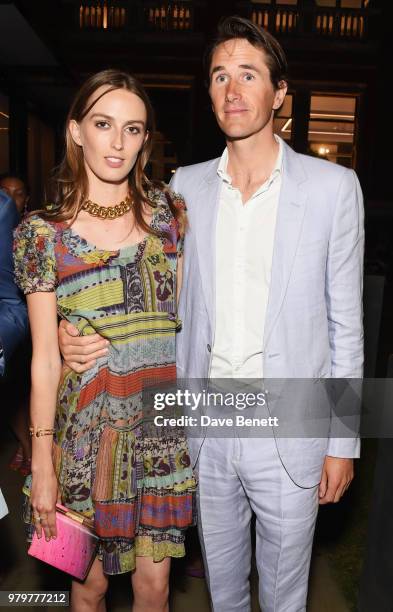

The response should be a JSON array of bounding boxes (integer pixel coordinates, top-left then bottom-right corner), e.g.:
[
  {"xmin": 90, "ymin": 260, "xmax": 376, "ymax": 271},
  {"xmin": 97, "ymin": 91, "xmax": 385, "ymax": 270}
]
[
  {"xmin": 60, "ymin": 207, "xmax": 157, "ymax": 254},
  {"xmin": 64, "ymin": 224, "xmax": 150, "ymax": 254}
]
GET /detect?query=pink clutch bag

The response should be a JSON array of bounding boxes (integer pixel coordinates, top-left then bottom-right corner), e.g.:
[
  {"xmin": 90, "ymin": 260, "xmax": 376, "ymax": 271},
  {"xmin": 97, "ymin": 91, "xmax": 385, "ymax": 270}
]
[{"xmin": 28, "ymin": 503, "xmax": 98, "ymax": 580}]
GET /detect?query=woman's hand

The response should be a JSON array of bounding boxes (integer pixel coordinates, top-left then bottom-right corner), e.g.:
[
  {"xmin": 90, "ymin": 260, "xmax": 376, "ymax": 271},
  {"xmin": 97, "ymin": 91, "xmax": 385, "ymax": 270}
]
[{"xmin": 31, "ymin": 468, "xmax": 59, "ymax": 541}]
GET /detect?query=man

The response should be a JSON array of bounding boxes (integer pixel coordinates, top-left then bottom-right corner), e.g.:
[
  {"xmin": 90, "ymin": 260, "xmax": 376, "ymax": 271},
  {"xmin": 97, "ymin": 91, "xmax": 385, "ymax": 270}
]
[
  {"xmin": 0, "ymin": 190, "xmax": 30, "ymax": 518},
  {"xmin": 0, "ymin": 175, "xmax": 29, "ymax": 216},
  {"xmin": 59, "ymin": 16, "xmax": 363, "ymax": 611},
  {"xmin": 0, "ymin": 190, "xmax": 29, "ymax": 376}
]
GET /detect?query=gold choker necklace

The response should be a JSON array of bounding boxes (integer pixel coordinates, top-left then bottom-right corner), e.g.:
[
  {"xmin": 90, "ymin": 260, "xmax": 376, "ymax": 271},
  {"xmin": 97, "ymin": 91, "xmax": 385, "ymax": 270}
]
[{"xmin": 81, "ymin": 196, "xmax": 133, "ymax": 220}]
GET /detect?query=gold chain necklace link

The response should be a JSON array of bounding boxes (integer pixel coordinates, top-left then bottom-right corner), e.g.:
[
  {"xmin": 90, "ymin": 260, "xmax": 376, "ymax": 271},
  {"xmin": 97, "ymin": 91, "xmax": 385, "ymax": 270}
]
[{"xmin": 81, "ymin": 196, "xmax": 133, "ymax": 220}]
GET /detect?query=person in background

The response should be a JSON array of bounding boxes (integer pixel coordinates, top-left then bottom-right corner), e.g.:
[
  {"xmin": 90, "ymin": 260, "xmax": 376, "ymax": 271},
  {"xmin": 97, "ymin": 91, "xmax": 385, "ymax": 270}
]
[
  {"xmin": 0, "ymin": 178, "xmax": 32, "ymax": 474},
  {"xmin": 0, "ymin": 190, "xmax": 28, "ymax": 376},
  {"xmin": 0, "ymin": 190, "xmax": 29, "ymax": 516},
  {"xmin": 0, "ymin": 175, "xmax": 30, "ymax": 216}
]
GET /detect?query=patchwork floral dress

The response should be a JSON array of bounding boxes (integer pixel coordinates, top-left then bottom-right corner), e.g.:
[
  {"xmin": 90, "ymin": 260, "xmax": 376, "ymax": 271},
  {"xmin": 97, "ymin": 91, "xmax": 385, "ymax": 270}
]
[{"xmin": 13, "ymin": 188, "xmax": 196, "ymax": 575}]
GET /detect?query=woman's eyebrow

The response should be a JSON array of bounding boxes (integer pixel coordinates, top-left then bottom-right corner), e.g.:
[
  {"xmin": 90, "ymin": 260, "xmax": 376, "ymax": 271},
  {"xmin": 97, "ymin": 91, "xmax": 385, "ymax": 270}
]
[{"xmin": 90, "ymin": 113, "xmax": 145, "ymax": 125}]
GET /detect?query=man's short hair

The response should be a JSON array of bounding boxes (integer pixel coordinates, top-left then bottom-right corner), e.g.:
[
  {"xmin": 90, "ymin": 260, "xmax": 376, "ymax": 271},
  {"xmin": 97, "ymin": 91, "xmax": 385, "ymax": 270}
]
[
  {"xmin": 204, "ymin": 15, "xmax": 288, "ymax": 90},
  {"xmin": 0, "ymin": 173, "xmax": 29, "ymax": 193}
]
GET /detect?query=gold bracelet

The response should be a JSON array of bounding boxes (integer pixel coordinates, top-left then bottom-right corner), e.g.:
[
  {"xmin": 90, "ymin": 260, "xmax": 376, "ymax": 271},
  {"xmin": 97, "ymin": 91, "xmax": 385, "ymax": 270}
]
[{"xmin": 29, "ymin": 427, "xmax": 56, "ymax": 438}]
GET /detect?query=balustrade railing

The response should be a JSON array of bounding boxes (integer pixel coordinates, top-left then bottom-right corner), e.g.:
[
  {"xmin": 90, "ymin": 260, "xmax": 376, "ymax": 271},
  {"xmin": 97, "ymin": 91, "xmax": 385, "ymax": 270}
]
[
  {"xmin": 76, "ymin": 1, "xmax": 375, "ymax": 39},
  {"xmin": 251, "ymin": 5, "xmax": 299, "ymax": 35},
  {"xmin": 79, "ymin": 1, "xmax": 127, "ymax": 29},
  {"xmin": 240, "ymin": 2, "xmax": 374, "ymax": 41},
  {"xmin": 78, "ymin": 1, "xmax": 194, "ymax": 32},
  {"xmin": 314, "ymin": 7, "xmax": 365, "ymax": 39},
  {"xmin": 144, "ymin": 2, "xmax": 193, "ymax": 31}
]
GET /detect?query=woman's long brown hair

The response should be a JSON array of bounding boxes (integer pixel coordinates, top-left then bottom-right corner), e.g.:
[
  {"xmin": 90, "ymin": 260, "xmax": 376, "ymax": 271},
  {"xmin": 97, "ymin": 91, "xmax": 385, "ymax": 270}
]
[{"xmin": 37, "ymin": 69, "xmax": 182, "ymax": 236}]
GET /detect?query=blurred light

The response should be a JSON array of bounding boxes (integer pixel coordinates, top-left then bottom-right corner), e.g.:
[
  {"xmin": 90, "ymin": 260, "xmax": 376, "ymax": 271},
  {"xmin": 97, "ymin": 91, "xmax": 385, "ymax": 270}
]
[
  {"xmin": 318, "ymin": 146, "xmax": 330, "ymax": 156},
  {"xmin": 312, "ymin": 112, "xmax": 355, "ymax": 120}
]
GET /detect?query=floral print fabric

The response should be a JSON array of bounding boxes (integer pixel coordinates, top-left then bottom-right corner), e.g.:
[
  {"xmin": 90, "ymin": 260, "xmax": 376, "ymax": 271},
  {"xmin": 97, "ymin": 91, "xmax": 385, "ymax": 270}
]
[{"xmin": 14, "ymin": 188, "xmax": 196, "ymax": 574}]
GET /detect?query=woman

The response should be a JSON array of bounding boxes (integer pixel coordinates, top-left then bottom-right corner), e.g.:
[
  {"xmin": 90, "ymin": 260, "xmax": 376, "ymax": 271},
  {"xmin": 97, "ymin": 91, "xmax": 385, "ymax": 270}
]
[{"xmin": 14, "ymin": 69, "xmax": 196, "ymax": 612}]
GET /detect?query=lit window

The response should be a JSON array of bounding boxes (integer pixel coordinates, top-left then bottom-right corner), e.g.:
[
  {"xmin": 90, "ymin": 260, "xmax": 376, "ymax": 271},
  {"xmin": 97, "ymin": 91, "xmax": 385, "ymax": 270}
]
[
  {"xmin": 308, "ymin": 95, "xmax": 357, "ymax": 168},
  {"xmin": 274, "ymin": 94, "xmax": 293, "ymax": 142}
]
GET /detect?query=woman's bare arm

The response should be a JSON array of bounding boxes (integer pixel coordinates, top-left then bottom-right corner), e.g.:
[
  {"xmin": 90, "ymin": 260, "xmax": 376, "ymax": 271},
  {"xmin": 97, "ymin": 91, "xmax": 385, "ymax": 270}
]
[{"xmin": 28, "ymin": 291, "xmax": 62, "ymax": 540}]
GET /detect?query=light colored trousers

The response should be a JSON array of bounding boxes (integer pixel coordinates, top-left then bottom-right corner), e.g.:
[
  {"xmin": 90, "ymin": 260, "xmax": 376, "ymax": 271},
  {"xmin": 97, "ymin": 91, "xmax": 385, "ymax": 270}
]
[{"xmin": 196, "ymin": 436, "xmax": 319, "ymax": 612}]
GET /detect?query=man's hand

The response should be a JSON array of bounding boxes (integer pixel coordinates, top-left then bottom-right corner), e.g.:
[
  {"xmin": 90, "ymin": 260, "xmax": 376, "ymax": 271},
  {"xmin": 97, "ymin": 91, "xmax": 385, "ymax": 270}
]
[
  {"xmin": 318, "ymin": 456, "xmax": 354, "ymax": 505},
  {"xmin": 58, "ymin": 320, "xmax": 109, "ymax": 373}
]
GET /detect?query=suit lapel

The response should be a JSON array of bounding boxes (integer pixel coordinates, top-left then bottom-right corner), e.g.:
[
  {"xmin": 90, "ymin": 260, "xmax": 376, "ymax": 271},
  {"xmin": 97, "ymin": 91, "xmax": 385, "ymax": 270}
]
[
  {"xmin": 264, "ymin": 143, "xmax": 308, "ymax": 349},
  {"xmin": 191, "ymin": 144, "xmax": 308, "ymax": 342},
  {"xmin": 192, "ymin": 160, "xmax": 221, "ymax": 328}
]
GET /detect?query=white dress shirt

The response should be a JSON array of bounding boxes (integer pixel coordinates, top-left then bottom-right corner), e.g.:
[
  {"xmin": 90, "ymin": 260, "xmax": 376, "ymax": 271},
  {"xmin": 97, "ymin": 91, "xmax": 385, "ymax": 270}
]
[{"xmin": 210, "ymin": 136, "xmax": 283, "ymax": 379}]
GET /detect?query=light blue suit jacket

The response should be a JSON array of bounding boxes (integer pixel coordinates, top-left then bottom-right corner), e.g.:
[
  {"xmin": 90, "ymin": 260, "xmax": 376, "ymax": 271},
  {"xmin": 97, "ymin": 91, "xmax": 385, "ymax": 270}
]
[{"xmin": 170, "ymin": 140, "xmax": 364, "ymax": 487}]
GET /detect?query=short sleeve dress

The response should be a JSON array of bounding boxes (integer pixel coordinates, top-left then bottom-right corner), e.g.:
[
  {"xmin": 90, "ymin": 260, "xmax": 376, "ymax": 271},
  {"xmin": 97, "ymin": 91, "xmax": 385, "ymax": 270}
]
[{"xmin": 13, "ymin": 188, "xmax": 196, "ymax": 575}]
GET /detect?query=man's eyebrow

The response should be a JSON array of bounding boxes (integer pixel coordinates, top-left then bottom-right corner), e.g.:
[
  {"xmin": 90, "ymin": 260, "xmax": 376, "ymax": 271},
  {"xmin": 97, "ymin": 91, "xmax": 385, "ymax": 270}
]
[
  {"xmin": 211, "ymin": 65, "xmax": 225, "ymax": 76},
  {"xmin": 90, "ymin": 113, "xmax": 145, "ymax": 125},
  {"xmin": 239, "ymin": 64, "xmax": 261, "ymax": 72},
  {"xmin": 210, "ymin": 63, "xmax": 261, "ymax": 75}
]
